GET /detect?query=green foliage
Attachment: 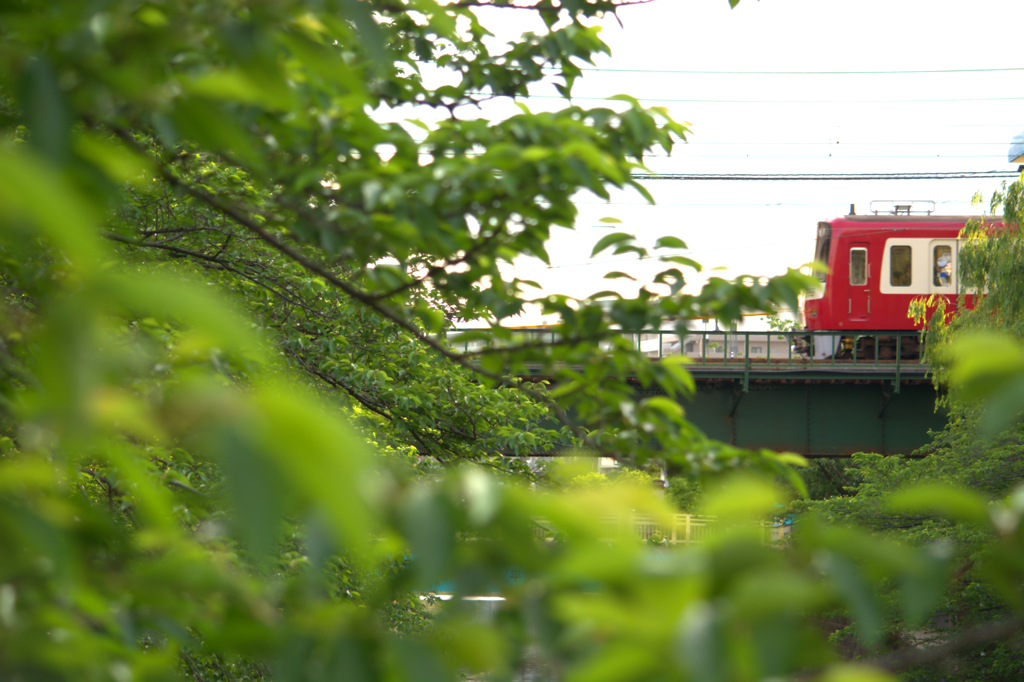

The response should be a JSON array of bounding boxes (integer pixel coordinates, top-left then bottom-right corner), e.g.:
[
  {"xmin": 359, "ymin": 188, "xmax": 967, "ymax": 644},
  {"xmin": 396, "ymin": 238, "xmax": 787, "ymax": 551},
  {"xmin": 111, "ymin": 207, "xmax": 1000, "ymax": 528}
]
[
  {"xmin": 797, "ymin": 174, "xmax": 1024, "ymax": 679},
  {"xmin": 4, "ymin": 1, "xmax": 1021, "ymax": 682},
  {"xmin": 564, "ymin": 465, "xmax": 657, "ymax": 490},
  {"xmin": 666, "ymin": 476, "xmax": 705, "ymax": 512}
]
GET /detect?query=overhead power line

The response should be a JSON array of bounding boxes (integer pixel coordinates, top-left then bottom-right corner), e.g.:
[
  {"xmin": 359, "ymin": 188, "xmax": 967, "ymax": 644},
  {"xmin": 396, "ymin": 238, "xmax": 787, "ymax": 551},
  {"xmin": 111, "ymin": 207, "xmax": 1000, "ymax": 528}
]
[
  {"xmin": 573, "ymin": 200, "xmax": 976, "ymax": 207},
  {"xmin": 527, "ymin": 94, "xmax": 1024, "ymax": 104},
  {"xmin": 614, "ymin": 154, "xmax": 1015, "ymax": 159},
  {"xmin": 632, "ymin": 171, "xmax": 1021, "ymax": 181},
  {"xmin": 553, "ymin": 66, "xmax": 1024, "ymax": 76},
  {"xmin": 683, "ymin": 141, "xmax": 1015, "ymax": 146}
]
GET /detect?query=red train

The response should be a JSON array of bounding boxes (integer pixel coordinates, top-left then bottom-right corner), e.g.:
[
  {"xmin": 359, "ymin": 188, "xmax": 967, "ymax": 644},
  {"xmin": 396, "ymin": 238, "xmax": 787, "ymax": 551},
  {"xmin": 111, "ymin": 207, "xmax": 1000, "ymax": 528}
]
[{"xmin": 800, "ymin": 205, "xmax": 996, "ymax": 358}]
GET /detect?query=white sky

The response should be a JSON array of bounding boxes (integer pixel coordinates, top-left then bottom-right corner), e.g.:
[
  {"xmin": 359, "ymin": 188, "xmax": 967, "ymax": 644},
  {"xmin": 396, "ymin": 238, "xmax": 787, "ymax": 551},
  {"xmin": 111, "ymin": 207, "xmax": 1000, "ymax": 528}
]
[{"xmin": 408, "ymin": 0, "xmax": 1024, "ymax": 326}]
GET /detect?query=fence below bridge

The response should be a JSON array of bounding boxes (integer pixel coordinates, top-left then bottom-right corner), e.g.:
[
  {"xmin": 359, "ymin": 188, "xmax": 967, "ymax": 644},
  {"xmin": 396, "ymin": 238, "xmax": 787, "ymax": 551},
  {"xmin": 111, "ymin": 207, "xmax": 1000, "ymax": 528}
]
[{"xmin": 534, "ymin": 514, "xmax": 792, "ymax": 546}]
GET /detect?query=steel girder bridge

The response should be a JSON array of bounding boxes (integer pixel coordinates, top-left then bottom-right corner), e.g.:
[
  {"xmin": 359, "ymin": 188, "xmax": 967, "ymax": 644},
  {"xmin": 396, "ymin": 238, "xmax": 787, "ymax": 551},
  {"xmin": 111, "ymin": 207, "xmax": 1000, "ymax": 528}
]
[
  {"xmin": 630, "ymin": 329, "xmax": 944, "ymax": 458},
  {"xmin": 635, "ymin": 329, "xmax": 944, "ymax": 457},
  {"xmin": 454, "ymin": 329, "xmax": 946, "ymax": 458}
]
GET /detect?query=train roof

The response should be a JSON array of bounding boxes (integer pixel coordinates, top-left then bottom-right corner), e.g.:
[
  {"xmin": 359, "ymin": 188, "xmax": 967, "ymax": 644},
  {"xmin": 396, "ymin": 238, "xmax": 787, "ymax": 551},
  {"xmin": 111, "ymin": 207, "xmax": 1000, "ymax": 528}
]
[{"xmin": 834, "ymin": 214, "xmax": 997, "ymax": 223}]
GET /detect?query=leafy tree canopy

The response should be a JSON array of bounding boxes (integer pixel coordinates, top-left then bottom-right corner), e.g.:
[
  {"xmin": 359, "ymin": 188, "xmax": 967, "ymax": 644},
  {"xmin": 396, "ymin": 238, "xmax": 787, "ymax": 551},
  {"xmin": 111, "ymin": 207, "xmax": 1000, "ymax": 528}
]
[
  {"xmin": 5, "ymin": 1, "xmax": 1024, "ymax": 682},
  {"xmin": 796, "ymin": 179, "xmax": 1024, "ymax": 679}
]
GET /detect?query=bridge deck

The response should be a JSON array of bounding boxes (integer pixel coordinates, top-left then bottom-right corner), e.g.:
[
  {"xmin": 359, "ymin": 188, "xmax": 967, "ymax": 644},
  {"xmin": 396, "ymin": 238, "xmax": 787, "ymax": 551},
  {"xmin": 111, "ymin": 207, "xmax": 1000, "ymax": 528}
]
[{"xmin": 452, "ymin": 329, "xmax": 943, "ymax": 457}]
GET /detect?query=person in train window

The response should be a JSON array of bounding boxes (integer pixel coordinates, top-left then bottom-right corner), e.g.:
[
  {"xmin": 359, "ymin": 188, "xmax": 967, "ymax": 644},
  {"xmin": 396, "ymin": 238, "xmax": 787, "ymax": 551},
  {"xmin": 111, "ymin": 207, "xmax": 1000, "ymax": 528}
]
[{"xmin": 934, "ymin": 246, "xmax": 952, "ymax": 287}]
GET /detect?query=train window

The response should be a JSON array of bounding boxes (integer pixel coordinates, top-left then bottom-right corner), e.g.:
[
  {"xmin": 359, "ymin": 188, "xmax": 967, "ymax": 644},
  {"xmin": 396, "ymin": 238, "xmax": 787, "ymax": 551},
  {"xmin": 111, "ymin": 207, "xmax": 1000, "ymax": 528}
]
[
  {"xmin": 890, "ymin": 245, "xmax": 912, "ymax": 287},
  {"xmin": 849, "ymin": 248, "xmax": 867, "ymax": 286},
  {"xmin": 933, "ymin": 245, "xmax": 953, "ymax": 287},
  {"xmin": 813, "ymin": 223, "xmax": 831, "ymax": 283}
]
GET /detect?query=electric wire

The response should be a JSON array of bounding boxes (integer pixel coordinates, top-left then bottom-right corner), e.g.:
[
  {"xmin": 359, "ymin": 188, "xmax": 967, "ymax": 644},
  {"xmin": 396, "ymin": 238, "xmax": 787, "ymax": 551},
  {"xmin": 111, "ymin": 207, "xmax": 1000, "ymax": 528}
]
[
  {"xmin": 551, "ymin": 66, "xmax": 1024, "ymax": 76},
  {"xmin": 631, "ymin": 171, "xmax": 1021, "ymax": 181},
  {"xmin": 522, "ymin": 94, "xmax": 1024, "ymax": 104}
]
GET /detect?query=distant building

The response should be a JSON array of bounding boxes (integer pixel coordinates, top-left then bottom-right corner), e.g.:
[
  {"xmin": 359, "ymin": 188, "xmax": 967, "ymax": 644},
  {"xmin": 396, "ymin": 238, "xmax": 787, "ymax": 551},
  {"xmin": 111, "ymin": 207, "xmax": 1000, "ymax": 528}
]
[{"xmin": 1010, "ymin": 129, "xmax": 1024, "ymax": 167}]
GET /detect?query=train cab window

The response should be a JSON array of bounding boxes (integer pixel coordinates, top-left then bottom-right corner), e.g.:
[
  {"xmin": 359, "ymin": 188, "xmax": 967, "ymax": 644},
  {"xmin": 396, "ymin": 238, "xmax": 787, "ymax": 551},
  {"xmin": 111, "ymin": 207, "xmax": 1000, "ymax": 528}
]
[
  {"xmin": 933, "ymin": 245, "xmax": 953, "ymax": 287},
  {"xmin": 890, "ymin": 245, "xmax": 912, "ymax": 287},
  {"xmin": 849, "ymin": 248, "xmax": 867, "ymax": 286}
]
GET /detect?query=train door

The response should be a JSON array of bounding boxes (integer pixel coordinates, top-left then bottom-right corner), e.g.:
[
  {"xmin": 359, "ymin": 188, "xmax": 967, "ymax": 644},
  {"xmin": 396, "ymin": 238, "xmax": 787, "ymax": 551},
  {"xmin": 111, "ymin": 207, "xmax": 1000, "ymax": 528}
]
[
  {"xmin": 848, "ymin": 243, "xmax": 870, "ymax": 321},
  {"xmin": 928, "ymin": 240, "xmax": 957, "ymax": 295}
]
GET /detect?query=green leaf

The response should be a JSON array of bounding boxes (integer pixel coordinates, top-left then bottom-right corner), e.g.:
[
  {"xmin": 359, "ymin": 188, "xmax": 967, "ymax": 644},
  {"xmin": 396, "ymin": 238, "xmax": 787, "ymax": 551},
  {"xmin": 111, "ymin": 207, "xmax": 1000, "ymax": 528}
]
[
  {"xmin": 604, "ymin": 271, "xmax": 636, "ymax": 280},
  {"xmin": 612, "ymin": 244, "xmax": 647, "ymax": 258},
  {"xmin": 338, "ymin": 0, "xmax": 391, "ymax": 74},
  {"xmin": 899, "ymin": 541, "xmax": 952, "ymax": 628},
  {"xmin": 0, "ymin": 147, "xmax": 105, "ymax": 267},
  {"xmin": 362, "ymin": 180, "xmax": 384, "ymax": 210},
  {"xmin": 185, "ymin": 69, "xmax": 294, "ymax": 110},
  {"xmin": 74, "ymin": 132, "xmax": 153, "ymax": 185},
  {"xmin": 591, "ymin": 232, "xmax": 633, "ymax": 257},
  {"xmin": 324, "ymin": 637, "xmax": 375, "ymax": 682},
  {"xmin": 101, "ymin": 273, "xmax": 264, "ymax": 362},
  {"xmin": 980, "ymin": 376, "xmax": 1024, "ymax": 437},
  {"xmin": 213, "ymin": 425, "xmax": 285, "ymax": 563},
  {"xmin": 481, "ymin": 352, "xmax": 504, "ymax": 387},
  {"xmin": 171, "ymin": 97, "xmax": 261, "ymax": 169},
  {"xmin": 703, "ymin": 474, "xmax": 782, "ymax": 520},
  {"xmin": 674, "ymin": 602, "xmax": 724, "ymax": 682},
  {"xmin": 19, "ymin": 57, "xmax": 71, "ymax": 164},
  {"xmin": 654, "ymin": 236, "xmax": 687, "ymax": 250},
  {"xmin": 399, "ymin": 487, "xmax": 454, "ymax": 588},
  {"xmin": 943, "ymin": 332, "xmax": 1024, "ymax": 399},
  {"xmin": 819, "ymin": 552, "xmax": 884, "ymax": 647},
  {"xmin": 606, "ymin": 94, "xmax": 642, "ymax": 107},
  {"xmin": 393, "ymin": 637, "xmax": 452, "ymax": 682},
  {"xmin": 253, "ymin": 383, "xmax": 376, "ymax": 560},
  {"xmin": 660, "ymin": 355, "xmax": 696, "ymax": 394},
  {"xmin": 642, "ymin": 396, "xmax": 684, "ymax": 419},
  {"xmin": 887, "ymin": 483, "xmax": 990, "ymax": 527},
  {"xmin": 819, "ymin": 664, "xmax": 899, "ymax": 682},
  {"xmin": 462, "ymin": 468, "xmax": 501, "ymax": 527}
]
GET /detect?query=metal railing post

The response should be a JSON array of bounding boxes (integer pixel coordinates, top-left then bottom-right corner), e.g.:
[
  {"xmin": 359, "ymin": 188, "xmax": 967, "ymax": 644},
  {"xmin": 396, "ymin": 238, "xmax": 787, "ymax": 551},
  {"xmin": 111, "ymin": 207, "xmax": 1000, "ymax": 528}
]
[
  {"xmin": 743, "ymin": 334, "xmax": 750, "ymax": 392},
  {"xmin": 895, "ymin": 332, "xmax": 902, "ymax": 393}
]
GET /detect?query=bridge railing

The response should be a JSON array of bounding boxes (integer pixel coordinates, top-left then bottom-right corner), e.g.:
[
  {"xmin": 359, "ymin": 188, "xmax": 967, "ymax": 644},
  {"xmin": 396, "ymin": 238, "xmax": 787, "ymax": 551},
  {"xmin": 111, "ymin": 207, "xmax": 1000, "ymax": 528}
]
[{"xmin": 448, "ymin": 328, "xmax": 927, "ymax": 385}]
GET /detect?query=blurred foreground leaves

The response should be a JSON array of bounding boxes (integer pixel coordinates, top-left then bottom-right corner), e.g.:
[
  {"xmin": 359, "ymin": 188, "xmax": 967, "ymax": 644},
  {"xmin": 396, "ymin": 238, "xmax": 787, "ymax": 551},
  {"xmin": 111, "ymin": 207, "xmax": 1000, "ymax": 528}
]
[{"xmin": 3, "ymin": 1, "xmax": 1024, "ymax": 681}]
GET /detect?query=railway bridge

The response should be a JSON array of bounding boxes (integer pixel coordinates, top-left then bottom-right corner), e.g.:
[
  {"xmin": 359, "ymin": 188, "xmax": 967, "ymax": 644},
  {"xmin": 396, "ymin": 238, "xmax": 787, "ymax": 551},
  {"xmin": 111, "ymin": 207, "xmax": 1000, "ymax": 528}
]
[
  {"xmin": 459, "ymin": 329, "xmax": 946, "ymax": 458},
  {"xmin": 629, "ymin": 330, "xmax": 944, "ymax": 457}
]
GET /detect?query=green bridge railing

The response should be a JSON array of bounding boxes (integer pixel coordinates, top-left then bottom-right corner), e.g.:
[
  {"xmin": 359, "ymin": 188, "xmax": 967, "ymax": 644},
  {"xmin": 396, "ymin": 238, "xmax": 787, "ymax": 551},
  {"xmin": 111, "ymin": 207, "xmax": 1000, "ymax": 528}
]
[{"xmin": 450, "ymin": 328, "xmax": 927, "ymax": 373}]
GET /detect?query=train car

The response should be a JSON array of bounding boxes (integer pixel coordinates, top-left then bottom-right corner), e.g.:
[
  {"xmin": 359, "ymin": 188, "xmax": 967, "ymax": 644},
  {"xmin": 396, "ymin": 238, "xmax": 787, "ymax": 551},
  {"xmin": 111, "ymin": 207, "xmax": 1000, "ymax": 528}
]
[{"xmin": 801, "ymin": 207, "xmax": 997, "ymax": 358}]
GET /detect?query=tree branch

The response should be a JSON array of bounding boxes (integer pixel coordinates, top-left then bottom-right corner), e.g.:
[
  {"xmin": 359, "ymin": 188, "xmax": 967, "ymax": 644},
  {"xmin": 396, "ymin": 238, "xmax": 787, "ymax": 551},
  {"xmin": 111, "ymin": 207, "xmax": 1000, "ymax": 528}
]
[
  {"xmin": 869, "ymin": 617, "xmax": 1024, "ymax": 673},
  {"xmin": 106, "ymin": 127, "xmax": 619, "ymax": 458}
]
